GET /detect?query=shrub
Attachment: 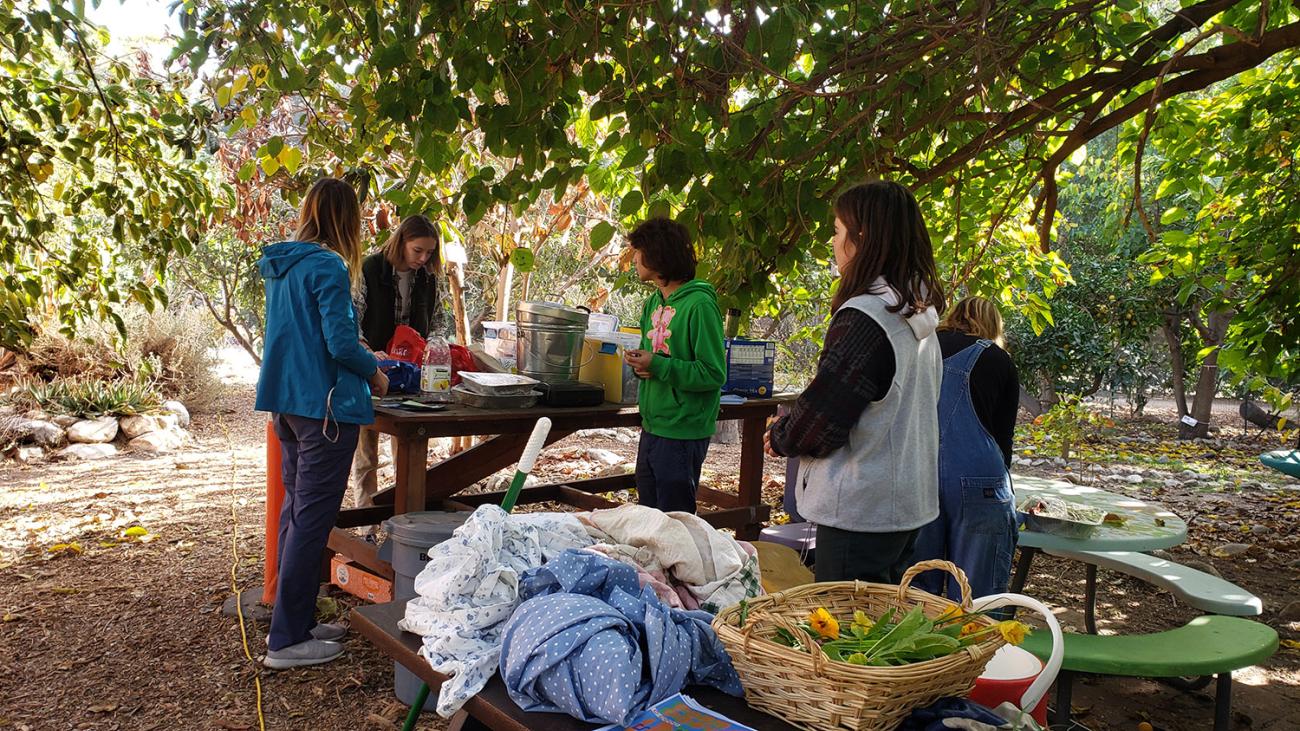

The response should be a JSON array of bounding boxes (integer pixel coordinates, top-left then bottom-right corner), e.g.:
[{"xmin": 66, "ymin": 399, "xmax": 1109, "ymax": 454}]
[
  {"xmin": 18, "ymin": 305, "xmax": 224, "ymax": 412},
  {"xmin": 1028, "ymin": 394, "xmax": 1113, "ymax": 459},
  {"xmin": 14, "ymin": 375, "xmax": 162, "ymax": 417}
]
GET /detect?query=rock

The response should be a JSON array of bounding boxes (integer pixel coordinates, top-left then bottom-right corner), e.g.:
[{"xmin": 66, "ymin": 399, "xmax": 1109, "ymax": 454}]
[
  {"xmin": 161, "ymin": 400, "xmax": 191, "ymax": 427},
  {"xmin": 576, "ymin": 428, "xmax": 617, "ymax": 439},
  {"xmin": 1209, "ymin": 542, "xmax": 1252, "ymax": 558},
  {"xmin": 50, "ymin": 414, "xmax": 80, "ymax": 427},
  {"xmin": 595, "ymin": 463, "xmax": 635, "ymax": 479},
  {"xmin": 120, "ymin": 413, "xmax": 179, "ymax": 439},
  {"xmin": 1051, "ymin": 457, "xmax": 1066, "ymax": 466},
  {"xmin": 1182, "ymin": 559, "xmax": 1222, "ymax": 578},
  {"xmin": 59, "ymin": 443, "xmax": 117, "ymax": 460},
  {"xmin": 1125, "ymin": 474, "xmax": 1145, "ymax": 484},
  {"xmin": 1279, "ymin": 600, "xmax": 1300, "ymax": 622},
  {"xmin": 16, "ymin": 419, "xmax": 66, "ymax": 448},
  {"xmin": 1031, "ymin": 458, "xmax": 1047, "ymax": 467},
  {"xmin": 128, "ymin": 427, "xmax": 186, "ymax": 453},
  {"xmin": 1150, "ymin": 549, "xmax": 1174, "ymax": 560},
  {"xmin": 1163, "ymin": 479, "xmax": 1182, "ymax": 489},
  {"xmin": 13, "ymin": 446, "xmax": 45, "ymax": 464},
  {"xmin": 1250, "ymin": 524, "xmax": 1271, "ymax": 536},
  {"xmin": 1012, "ymin": 456, "xmax": 1032, "ymax": 467},
  {"xmin": 584, "ymin": 448, "xmax": 623, "ymax": 467},
  {"xmin": 615, "ymin": 433, "xmax": 634, "ymax": 444},
  {"xmin": 67, "ymin": 416, "xmax": 119, "ymax": 444}
]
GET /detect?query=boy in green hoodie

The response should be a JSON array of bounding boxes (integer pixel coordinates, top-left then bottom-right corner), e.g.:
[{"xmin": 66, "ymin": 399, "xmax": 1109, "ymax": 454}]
[{"xmin": 624, "ymin": 218, "xmax": 727, "ymax": 513}]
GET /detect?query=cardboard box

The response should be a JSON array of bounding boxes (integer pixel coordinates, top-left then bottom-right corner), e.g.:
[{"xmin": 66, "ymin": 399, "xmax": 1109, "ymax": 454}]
[
  {"xmin": 580, "ymin": 331, "xmax": 642, "ymax": 405},
  {"xmin": 330, "ymin": 554, "xmax": 392, "ymax": 604},
  {"xmin": 480, "ymin": 320, "xmax": 517, "ymax": 372},
  {"xmin": 723, "ymin": 338, "xmax": 776, "ymax": 397}
]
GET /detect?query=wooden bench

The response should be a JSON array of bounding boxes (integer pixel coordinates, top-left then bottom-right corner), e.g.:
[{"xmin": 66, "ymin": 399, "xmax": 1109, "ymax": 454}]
[
  {"xmin": 351, "ymin": 600, "xmax": 801, "ymax": 731},
  {"xmin": 1020, "ymin": 615, "xmax": 1278, "ymax": 731},
  {"xmin": 1043, "ymin": 548, "xmax": 1262, "ymax": 634}
]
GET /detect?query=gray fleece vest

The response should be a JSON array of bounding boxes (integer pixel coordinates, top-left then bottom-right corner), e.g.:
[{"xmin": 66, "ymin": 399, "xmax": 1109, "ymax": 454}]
[{"xmin": 794, "ymin": 292, "xmax": 942, "ymax": 532}]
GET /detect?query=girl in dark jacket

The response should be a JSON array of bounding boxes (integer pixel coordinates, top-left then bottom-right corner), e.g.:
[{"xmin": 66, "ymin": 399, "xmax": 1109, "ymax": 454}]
[
  {"xmin": 350, "ymin": 215, "xmax": 442, "ymax": 506},
  {"xmin": 255, "ymin": 178, "xmax": 389, "ymax": 668},
  {"xmin": 912, "ymin": 296, "xmax": 1021, "ymax": 599}
]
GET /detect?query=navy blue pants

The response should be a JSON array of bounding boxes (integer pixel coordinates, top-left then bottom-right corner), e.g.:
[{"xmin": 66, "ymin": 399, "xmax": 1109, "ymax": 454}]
[
  {"xmin": 268, "ymin": 413, "xmax": 359, "ymax": 651},
  {"xmin": 634, "ymin": 432, "xmax": 710, "ymax": 514}
]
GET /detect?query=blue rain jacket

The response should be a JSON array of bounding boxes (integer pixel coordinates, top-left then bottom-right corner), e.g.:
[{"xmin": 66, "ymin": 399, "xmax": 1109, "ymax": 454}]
[
  {"xmin": 254, "ymin": 241, "xmax": 377, "ymax": 425},
  {"xmin": 499, "ymin": 550, "xmax": 743, "ymax": 725}
]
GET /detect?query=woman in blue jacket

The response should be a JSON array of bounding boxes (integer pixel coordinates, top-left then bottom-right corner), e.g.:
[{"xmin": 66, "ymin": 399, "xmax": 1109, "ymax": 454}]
[{"xmin": 254, "ymin": 178, "xmax": 389, "ymax": 669}]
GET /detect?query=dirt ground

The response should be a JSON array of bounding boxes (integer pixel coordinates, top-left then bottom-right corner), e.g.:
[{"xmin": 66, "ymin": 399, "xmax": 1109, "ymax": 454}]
[{"xmin": 1, "ymin": 385, "xmax": 1297, "ymax": 730}]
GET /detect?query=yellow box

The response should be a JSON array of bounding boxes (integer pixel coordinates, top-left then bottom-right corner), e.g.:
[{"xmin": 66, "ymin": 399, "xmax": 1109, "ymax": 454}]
[{"xmin": 580, "ymin": 332, "xmax": 642, "ymax": 405}]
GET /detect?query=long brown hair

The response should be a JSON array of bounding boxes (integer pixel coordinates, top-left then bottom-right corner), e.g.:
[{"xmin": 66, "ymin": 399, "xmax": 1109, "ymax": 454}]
[
  {"xmin": 294, "ymin": 178, "xmax": 362, "ymax": 285},
  {"xmin": 940, "ymin": 296, "xmax": 1005, "ymax": 347},
  {"xmin": 381, "ymin": 214, "xmax": 441, "ymax": 274},
  {"xmin": 831, "ymin": 181, "xmax": 946, "ymax": 316}
]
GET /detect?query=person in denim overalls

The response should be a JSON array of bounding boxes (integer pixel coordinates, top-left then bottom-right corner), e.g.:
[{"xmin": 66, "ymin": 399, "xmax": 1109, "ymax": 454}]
[{"xmin": 913, "ymin": 297, "xmax": 1020, "ymax": 600}]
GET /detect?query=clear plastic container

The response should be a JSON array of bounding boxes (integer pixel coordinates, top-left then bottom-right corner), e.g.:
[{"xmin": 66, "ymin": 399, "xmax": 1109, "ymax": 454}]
[{"xmin": 421, "ymin": 335, "xmax": 452, "ymax": 393}]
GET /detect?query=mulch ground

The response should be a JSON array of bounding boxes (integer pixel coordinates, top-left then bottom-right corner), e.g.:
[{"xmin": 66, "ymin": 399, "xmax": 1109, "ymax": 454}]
[{"xmin": 1, "ymin": 386, "xmax": 1296, "ymax": 730}]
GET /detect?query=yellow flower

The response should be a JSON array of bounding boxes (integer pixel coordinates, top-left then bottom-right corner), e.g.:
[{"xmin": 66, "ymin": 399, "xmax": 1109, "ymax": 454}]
[
  {"xmin": 960, "ymin": 621, "xmax": 983, "ymax": 638},
  {"xmin": 997, "ymin": 620, "xmax": 1030, "ymax": 645},
  {"xmin": 852, "ymin": 610, "xmax": 874, "ymax": 632},
  {"xmin": 809, "ymin": 607, "xmax": 840, "ymax": 640},
  {"xmin": 937, "ymin": 606, "xmax": 962, "ymax": 623}
]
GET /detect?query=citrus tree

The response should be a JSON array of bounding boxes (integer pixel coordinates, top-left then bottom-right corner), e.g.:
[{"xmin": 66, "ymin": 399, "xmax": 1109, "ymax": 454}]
[{"xmin": 1, "ymin": 1, "xmax": 216, "ymax": 351}]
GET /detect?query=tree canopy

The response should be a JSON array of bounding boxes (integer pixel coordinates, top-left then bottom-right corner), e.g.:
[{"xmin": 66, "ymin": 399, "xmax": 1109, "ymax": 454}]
[{"xmin": 1, "ymin": 0, "xmax": 216, "ymax": 350}]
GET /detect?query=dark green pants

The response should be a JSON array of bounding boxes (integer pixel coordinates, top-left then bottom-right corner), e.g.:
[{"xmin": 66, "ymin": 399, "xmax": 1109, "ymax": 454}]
[{"xmin": 814, "ymin": 524, "xmax": 920, "ymax": 583}]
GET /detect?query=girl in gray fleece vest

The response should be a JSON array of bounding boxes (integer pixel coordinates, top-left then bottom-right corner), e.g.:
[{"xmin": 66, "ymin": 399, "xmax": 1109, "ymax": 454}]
[{"xmin": 766, "ymin": 181, "xmax": 947, "ymax": 583}]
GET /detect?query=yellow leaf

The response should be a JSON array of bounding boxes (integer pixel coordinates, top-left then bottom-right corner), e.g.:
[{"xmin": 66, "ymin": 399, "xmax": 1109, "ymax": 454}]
[
  {"xmin": 124, "ymin": 526, "xmax": 148, "ymax": 538},
  {"xmin": 48, "ymin": 542, "xmax": 83, "ymax": 554},
  {"xmin": 1282, "ymin": 639, "xmax": 1300, "ymax": 651}
]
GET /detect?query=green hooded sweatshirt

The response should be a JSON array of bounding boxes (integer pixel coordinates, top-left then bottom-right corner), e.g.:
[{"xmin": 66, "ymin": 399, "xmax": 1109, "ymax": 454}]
[{"xmin": 638, "ymin": 278, "xmax": 726, "ymax": 439}]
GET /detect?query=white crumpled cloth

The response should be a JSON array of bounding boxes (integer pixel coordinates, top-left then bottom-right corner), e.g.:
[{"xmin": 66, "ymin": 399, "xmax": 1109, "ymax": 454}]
[
  {"xmin": 398, "ymin": 505, "xmax": 593, "ymax": 717},
  {"xmin": 578, "ymin": 504, "xmax": 761, "ymax": 613}
]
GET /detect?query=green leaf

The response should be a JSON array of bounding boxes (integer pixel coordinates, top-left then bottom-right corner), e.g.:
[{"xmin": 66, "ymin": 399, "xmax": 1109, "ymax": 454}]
[
  {"xmin": 509, "ymin": 246, "xmax": 535, "ymax": 272},
  {"xmin": 260, "ymin": 155, "xmax": 280, "ymax": 176},
  {"xmin": 589, "ymin": 221, "xmax": 616, "ymax": 249},
  {"xmin": 279, "ymin": 146, "xmax": 303, "ymax": 174},
  {"xmin": 619, "ymin": 190, "xmax": 644, "ymax": 217},
  {"xmin": 215, "ymin": 85, "xmax": 231, "ymax": 107},
  {"xmin": 237, "ymin": 160, "xmax": 256, "ymax": 182},
  {"xmin": 1160, "ymin": 206, "xmax": 1187, "ymax": 225}
]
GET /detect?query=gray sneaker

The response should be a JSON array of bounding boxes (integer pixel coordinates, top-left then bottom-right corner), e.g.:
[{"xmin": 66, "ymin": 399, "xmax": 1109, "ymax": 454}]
[
  {"xmin": 263, "ymin": 639, "xmax": 343, "ymax": 669},
  {"xmin": 310, "ymin": 622, "xmax": 346, "ymax": 641}
]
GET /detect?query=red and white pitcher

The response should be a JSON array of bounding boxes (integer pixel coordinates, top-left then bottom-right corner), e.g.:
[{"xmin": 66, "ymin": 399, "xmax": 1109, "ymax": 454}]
[{"xmin": 966, "ymin": 594, "xmax": 1063, "ymax": 726}]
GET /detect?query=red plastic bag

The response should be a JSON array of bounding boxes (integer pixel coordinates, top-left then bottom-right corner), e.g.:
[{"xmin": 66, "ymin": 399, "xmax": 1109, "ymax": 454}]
[
  {"xmin": 386, "ymin": 325, "xmax": 426, "ymax": 365},
  {"xmin": 450, "ymin": 343, "xmax": 476, "ymax": 386}
]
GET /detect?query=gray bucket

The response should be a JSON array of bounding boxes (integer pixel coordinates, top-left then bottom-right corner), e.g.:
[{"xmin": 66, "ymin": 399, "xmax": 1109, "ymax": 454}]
[
  {"xmin": 378, "ymin": 510, "xmax": 470, "ymax": 711},
  {"xmin": 516, "ymin": 301, "xmax": 589, "ymax": 384}
]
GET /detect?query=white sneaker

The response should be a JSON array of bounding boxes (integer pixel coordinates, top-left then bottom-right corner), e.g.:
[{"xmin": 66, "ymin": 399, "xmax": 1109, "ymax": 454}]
[
  {"xmin": 310, "ymin": 622, "xmax": 347, "ymax": 641},
  {"xmin": 263, "ymin": 639, "xmax": 343, "ymax": 669}
]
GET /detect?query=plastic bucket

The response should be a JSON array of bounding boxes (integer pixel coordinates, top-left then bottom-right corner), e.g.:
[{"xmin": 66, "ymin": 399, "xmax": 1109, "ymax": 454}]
[
  {"xmin": 968, "ymin": 593, "xmax": 1062, "ymax": 725},
  {"xmin": 379, "ymin": 511, "xmax": 470, "ymax": 710}
]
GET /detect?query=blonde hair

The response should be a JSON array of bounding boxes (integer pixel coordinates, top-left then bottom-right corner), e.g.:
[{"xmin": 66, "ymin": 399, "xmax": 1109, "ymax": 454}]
[
  {"xmin": 294, "ymin": 178, "xmax": 362, "ymax": 285},
  {"xmin": 381, "ymin": 214, "xmax": 441, "ymax": 274},
  {"xmin": 940, "ymin": 296, "xmax": 1005, "ymax": 347}
]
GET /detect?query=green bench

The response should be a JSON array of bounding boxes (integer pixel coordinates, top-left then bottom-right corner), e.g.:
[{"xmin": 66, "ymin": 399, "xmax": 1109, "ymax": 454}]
[
  {"xmin": 1021, "ymin": 615, "xmax": 1278, "ymax": 731},
  {"xmin": 1043, "ymin": 548, "xmax": 1263, "ymax": 633},
  {"xmin": 1260, "ymin": 449, "xmax": 1300, "ymax": 478}
]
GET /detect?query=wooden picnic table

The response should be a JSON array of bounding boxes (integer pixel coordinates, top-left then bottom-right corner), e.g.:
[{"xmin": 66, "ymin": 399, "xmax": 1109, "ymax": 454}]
[
  {"xmin": 330, "ymin": 396, "xmax": 792, "ymax": 579},
  {"xmin": 352, "ymin": 600, "xmax": 800, "ymax": 731},
  {"xmin": 1010, "ymin": 474, "xmax": 1188, "ymax": 613}
]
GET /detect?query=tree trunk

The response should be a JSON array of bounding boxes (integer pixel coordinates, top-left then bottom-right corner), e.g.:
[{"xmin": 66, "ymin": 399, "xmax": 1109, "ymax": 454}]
[
  {"xmin": 495, "ymin": 263, "xmax": 514, "ymax": 321},
  {"xmin": 1178, "ymin": 309, "xmax": 1233, "ymax": 439},
  {"xmin": 1018, "ymin": 385, "xmax": 1044, "ymax": 418},
  {"xmin": 445, "ymin": 262, "xmax": 470, "ymax": 345},
  {"xmin": 1160, "ymin": 310, "xmax": 1189, "ymax": 418},
  {"xmin": 1036, "ymin": 375, "xmax": 1059, "ymax": 410}
]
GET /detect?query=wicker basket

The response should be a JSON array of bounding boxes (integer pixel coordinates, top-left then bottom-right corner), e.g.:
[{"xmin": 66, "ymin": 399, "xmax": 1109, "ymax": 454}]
[{"xmin": 712, "ymin": 559, "xmax": 1006, "ymax": 731}]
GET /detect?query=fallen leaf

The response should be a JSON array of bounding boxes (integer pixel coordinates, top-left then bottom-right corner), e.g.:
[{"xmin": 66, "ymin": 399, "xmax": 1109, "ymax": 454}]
[
  {"xmin": 123, "ymin": 526, "xmax": 148, "ymax": 538},
  {"xmin": 2, "ymin": 613, "xmax": 20, "ymax": 622},
  {"xmin": 88, "ymin": 703, "xmax": 118, "ymax": 713},
  {"xmin": 47, "ymin": 543, "xmax": 83, "ymax": 555},
  {"xmin": 1281, "ymin": 639, "xmax": 1300, "ymax": 651}
]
